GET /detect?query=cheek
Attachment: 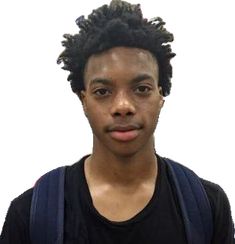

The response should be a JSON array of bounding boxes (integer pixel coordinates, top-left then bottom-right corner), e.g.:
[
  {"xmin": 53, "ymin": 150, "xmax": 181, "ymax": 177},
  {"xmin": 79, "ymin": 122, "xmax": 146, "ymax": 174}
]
[
  {"xmin": 86, "ymin": 104, "xmax": 108, "ymax": 128},
  {"xmin": 155, "ymin": 95, "xmax": 164, "ymax": 113},
  {"xmin": 143, "ymin": 98, "xmax": 163, "ymax": 127},
  {"xmin": 144, "ymin": 96, "xmax": 163, "ymax": 115}
]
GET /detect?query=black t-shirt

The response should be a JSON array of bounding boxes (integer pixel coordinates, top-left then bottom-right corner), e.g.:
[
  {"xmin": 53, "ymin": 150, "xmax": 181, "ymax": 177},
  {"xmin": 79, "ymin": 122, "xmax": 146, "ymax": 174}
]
[{"xmin": 1, "ymin": 155, "xmax": 234, "ymax": 243}]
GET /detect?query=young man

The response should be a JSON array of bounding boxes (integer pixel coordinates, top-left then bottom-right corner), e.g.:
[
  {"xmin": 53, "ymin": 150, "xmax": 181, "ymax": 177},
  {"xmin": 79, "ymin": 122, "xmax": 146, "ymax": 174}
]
[{"xmin": 1, "ymin": 0, "xmax": 234, "ymax": 243}]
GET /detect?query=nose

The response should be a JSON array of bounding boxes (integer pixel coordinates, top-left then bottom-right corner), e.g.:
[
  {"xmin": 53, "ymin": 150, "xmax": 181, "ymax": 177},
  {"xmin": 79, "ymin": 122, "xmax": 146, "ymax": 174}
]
[{"xmin": 110, "ymin": 91, "xmax": 136, "ymax": 117}]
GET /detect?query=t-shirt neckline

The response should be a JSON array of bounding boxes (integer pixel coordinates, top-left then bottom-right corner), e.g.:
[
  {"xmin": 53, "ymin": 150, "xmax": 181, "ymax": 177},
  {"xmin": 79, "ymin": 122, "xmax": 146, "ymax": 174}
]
[{"xmin": 80, "ymin": 154, "xmax": 163, "ymax": 226}]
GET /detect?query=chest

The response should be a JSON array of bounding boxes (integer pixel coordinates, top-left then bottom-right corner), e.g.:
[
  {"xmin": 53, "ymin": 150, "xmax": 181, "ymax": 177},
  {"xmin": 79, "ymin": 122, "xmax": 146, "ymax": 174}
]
[
  {"xmin": 64, "ymin": 175, "xmax": 187, "ymax": 244},
  {"xmin": 90, "ymin": 183, "xmax": 156, "ymax": 222}
]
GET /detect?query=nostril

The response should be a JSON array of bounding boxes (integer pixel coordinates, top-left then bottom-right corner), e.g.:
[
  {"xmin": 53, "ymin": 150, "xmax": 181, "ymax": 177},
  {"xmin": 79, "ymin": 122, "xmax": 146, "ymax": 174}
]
[
  {"xmin": 111, "ymin": 99, "xmax": 136, "ymax": 117},
  {"xmin": 113, "ymin": 112, "xmax": 121, "ymax": 117},
  {"xmin": 113, "ymin": 111, "xmax": 133, "ymax": 117}
]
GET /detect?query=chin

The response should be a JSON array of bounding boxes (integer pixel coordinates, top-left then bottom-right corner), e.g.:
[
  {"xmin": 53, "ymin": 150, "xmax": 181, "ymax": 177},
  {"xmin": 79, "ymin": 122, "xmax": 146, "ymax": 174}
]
[{"xmin": 107, "ymin": 142, "xmax": 150, "ymax": 159}]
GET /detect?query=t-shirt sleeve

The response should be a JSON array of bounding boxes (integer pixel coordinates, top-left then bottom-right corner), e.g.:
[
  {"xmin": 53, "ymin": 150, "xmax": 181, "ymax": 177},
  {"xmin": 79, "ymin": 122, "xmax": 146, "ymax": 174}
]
[
  {"xmin": 202, "ymin": 179, "xmax": 234, "ymax": 244},
  {"xmin": 0, "ymin": 189, "xmax": 32, "ymax": 244}
]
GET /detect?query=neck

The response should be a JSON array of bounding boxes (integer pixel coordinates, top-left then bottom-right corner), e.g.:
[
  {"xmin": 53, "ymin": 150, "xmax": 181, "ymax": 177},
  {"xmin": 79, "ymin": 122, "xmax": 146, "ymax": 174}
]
[{"xmin": 85, "ymin": 137, "xmax": 158, "ymax": 185}]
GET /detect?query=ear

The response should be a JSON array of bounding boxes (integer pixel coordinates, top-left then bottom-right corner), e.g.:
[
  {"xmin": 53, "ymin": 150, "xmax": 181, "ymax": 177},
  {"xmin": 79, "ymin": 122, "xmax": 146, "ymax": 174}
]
[
  {"xmin": 158, "ymin": 87, "xmax": 165, "ymax": 108},
  {"xmin": 78, "ymin": 90, "xmax": 88, "ymax": 117}
]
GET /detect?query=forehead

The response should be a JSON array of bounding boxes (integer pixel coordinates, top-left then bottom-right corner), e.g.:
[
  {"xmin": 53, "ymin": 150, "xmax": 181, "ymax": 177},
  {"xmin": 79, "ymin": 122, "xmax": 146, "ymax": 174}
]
[{"xmin": 84, "ymin": 47, "xmax": 159, "ymax": 82}]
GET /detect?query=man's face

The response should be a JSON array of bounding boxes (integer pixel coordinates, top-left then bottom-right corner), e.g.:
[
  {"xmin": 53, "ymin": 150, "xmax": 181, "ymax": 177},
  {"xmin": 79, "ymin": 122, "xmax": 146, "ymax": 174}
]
[{"xmin": 81, "ymin": 46, "xmax": 164, "ymax": 157}]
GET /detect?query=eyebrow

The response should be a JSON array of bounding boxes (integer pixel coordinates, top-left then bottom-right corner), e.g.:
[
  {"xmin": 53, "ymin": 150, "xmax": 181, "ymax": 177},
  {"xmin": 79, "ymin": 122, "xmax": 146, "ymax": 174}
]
[
  {"xmin": 89, "ymin": 78, "xmax": 112, "ymax": 87},
  {"xmin": 89, "ymin": 74, "xmax": 155, "ymax": 86},
  {"xmin": 131, "ymin": 74, "xmax": 155, "ymax": 84}
]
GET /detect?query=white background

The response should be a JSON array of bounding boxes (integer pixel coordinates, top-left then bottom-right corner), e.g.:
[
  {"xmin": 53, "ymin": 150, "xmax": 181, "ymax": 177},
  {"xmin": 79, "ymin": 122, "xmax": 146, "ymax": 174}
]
[{"xmin": 0, "ymin": 0, "xmax": 234, "ymax": 231}]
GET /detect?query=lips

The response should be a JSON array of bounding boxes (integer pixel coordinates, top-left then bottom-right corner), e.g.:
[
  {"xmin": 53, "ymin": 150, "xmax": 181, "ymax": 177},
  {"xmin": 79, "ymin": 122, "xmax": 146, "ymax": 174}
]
[{"xmin": 107, "ymin": 124, "xmax": 142, "ymax": 142}]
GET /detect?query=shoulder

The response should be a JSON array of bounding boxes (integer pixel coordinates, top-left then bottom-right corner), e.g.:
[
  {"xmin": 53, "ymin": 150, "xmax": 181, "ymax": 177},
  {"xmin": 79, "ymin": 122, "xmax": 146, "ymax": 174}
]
[
  {"xmin": 200, "ymin": 178, "xmax": 233, "ymax": 221},
  {"xmin": 200, "ymin": 178, "xmax": 234, "ymax": 242},
  {"xmin": 0, "ymin": 188, "xmax": 33, "ymax": 243},
  {"xmin": 4, "ymin": 188, "xmax": 33, "ymax": 228},
  {"xmin": 160, "ymin": 156, "xmax": 234, "ymax": 242},
  {"xmin": 200, "ymin": 178, "xmax": 232, "ymax": 220},
  {"xmin": 8, "ymin": 155, "xmax": 87, "ymax": 207},
  {"xmin": 9, "ymin": 188, "xmax": 33, "ymax": 223},
  {"xmin": 200, "ymin": 179, "xmax": 228, "ymax": 205}
]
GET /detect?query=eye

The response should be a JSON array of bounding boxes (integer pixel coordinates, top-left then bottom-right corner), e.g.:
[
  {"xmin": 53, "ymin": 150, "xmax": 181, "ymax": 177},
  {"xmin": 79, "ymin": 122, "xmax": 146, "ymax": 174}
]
[
  {"xmin": 135, "ymin": 85, "xmax": 151, "ymax": 94},
  {"xmin": 93, "ymin": 88, "xmax": 111, "ymax": 97}
]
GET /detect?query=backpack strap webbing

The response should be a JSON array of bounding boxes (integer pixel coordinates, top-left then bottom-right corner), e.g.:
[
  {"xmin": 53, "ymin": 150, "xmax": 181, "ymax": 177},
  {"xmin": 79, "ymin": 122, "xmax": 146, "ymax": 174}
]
[
  {"xmin": 163, "ymin": 158, "xmax": 213, "ymax": 244},
  {"xmin": 29, "ymin": 159, "xmax": 214, "ymax": 244},
  {"xmin": 30, "ymin": 166, "xmax": 66, "ymax": 244}
]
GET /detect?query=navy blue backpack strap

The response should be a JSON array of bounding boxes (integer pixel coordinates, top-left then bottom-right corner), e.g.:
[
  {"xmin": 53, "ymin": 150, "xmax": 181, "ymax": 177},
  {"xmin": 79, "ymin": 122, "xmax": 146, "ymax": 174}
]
[
  {"xmin": 163, "ymin": 158, "xmax": 213, "ymax": 244},
  {"xmin": 30, "ymin": 166, "xmax": 66, "ymax": 244}
]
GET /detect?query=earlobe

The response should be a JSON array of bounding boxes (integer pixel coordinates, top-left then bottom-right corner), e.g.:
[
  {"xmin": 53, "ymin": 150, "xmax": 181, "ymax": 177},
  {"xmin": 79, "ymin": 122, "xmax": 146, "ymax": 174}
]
[
  {"xmin": 160, "ymin": 98, "xmax": 165, "ymax": 108},
  {"xmin": 158, "ymin": 86, "xmax": 165, "ymax": 108},
  {"xmin": 158, "ymin": 86, "xmax": 163, "ymax": 96}
]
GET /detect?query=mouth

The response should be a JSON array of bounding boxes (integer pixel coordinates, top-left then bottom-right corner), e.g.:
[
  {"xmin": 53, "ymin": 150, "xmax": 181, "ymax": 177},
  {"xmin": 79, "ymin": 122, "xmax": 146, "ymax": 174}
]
[{"xmin": 107, "ymin": 124, "xmax": 142, "ymax": 142}]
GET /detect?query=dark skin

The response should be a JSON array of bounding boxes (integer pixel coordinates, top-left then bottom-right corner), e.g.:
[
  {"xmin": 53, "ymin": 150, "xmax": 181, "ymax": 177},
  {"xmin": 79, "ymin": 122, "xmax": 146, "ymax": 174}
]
[{"xmin": 80, "ymin": 47, "xmax": 164, "ymax": 221}]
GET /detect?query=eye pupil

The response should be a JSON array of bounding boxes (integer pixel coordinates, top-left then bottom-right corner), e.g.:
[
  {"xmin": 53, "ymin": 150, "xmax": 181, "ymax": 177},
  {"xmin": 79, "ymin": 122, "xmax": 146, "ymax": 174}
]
[
  {"xmin": 94, "ymin": 88, "xmax": 109, "ymax": 96},
  {"xmin": 139, "ymin": 86, "xmax": 146, "ymax": 92},
  {"xmin": 99, "ymin": 89, "xmax": 107, "ymax": 95},
  {"xmin": 137, "ymin": 86, "xmax": 149, "ymax": 93}
]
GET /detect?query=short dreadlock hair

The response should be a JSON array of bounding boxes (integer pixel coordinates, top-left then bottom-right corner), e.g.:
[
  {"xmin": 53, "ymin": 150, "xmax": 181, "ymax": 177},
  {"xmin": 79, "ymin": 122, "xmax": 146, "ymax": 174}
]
[{"xmin": 57, "ymin": 0, "xmax": 175, "ymax": 97}]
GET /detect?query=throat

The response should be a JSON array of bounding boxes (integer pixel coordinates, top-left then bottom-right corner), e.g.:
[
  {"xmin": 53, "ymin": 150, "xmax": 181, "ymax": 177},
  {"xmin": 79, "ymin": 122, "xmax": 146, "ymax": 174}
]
[
  {"xmin": 83, "ymin": 154, "xmax": 159, "ymax": 222},
  {"xmin": 86, "ymin": 154, "xmax": 158, "ymax": 185}
]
